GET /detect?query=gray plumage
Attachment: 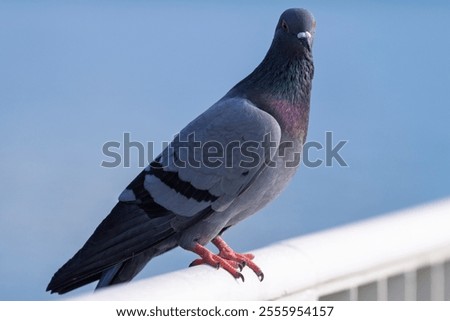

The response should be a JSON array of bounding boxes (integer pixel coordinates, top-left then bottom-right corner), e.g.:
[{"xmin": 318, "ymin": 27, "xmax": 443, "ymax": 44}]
[{"xmin": 47, "ymin": 8, "xmax": 315, "ymax": 294}]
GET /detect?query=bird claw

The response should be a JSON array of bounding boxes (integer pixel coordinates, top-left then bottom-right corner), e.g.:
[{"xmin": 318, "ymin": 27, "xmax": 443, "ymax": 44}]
[
  {"xmin": 189, "ymin": 245, "xmax": 239, "ymax": 275},
  {"xmin": 257, "ymin": 272, "xmax": 264, "ymax": 282},
  {"xmin": 189, "ymin": 258, "xmax": 222, "ymax": 270},
  {"xmin": 188, "ymin": 236, "xmax": 265, "ymax": 282},
  {"xmin": 188, "ymin": 258, "xmax": 204, "ymax": 267}
]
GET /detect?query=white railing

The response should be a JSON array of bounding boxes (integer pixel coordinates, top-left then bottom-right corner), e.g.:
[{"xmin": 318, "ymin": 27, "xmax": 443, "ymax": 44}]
[{"xmin": 76, "ymin": 198, "xmax": 450, "ymax": 301}]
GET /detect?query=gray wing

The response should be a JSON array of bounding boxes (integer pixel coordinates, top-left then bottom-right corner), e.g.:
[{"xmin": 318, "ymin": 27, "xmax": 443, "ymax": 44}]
[{"xmin": 119, "ymin": 97, "xmax": 282, "ymax": 217}]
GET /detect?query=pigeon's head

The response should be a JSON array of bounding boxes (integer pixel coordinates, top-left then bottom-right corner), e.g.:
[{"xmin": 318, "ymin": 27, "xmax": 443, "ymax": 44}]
[{"xmin": 274, "ymin": 8, "xmax": 315, "ymax": 55}]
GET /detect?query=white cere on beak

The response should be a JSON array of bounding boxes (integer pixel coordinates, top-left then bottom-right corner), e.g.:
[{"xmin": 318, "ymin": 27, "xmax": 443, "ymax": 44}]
[{"xmin": 297, "ymin": 31, "xmax": 312, "ymax": 40}]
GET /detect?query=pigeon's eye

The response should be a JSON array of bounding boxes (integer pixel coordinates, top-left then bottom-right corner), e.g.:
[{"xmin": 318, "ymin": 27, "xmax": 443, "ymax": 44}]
[{"xmin": 281, "ymin": 20, "xmax": 289, "ymax": 32}]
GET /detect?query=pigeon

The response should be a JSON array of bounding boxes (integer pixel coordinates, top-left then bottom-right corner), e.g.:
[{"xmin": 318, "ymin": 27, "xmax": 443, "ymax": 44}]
[{"xmin": 47, "ymin": 8, "xmax": 315, "ymax": 294}]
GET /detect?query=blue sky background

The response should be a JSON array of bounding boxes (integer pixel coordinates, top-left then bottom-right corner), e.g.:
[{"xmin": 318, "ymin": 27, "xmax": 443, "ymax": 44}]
[{"xmin": 1, "ymin": 1, "xmax": 449, "ymax": 300}]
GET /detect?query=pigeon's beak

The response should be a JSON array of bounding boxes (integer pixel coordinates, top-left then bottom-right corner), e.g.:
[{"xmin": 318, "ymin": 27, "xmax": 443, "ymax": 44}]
[{"xmin": 297, "ymin": 31, "xmax": 313, "ymax": 49}]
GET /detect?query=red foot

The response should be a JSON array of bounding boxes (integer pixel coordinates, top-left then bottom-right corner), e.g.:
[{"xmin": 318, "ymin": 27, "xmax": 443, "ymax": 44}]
[
  {"xmin": 189, "ymin": 236, "xmax": 264, "ymax": 282},
  {"xmin": 190, "ymin": 243, "xmax": 245, "ymax": 281}
]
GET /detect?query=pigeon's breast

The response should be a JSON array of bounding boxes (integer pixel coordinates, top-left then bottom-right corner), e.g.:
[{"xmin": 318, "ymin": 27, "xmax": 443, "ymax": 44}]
[{"xmin": 224, "ymin": 134, "xmax": 303, "ymax": 227}]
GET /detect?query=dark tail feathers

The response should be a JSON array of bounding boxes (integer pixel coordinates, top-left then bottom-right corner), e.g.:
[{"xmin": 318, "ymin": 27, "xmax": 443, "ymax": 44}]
[{"xmin": 47, "ymin": 202, "xmax": 177, "ymax": 294}]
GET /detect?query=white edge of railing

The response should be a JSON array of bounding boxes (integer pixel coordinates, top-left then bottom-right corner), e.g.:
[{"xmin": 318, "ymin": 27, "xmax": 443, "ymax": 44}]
[{"xmin": 73, "ymin": 198, "xmax": 450, "ymax": 301}]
